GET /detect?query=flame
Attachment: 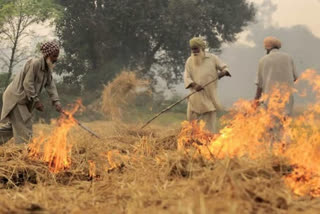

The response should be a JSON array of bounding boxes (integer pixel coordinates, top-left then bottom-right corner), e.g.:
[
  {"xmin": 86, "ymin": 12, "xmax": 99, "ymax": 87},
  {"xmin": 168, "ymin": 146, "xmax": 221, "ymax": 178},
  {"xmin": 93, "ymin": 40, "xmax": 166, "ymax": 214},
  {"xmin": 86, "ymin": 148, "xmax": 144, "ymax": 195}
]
[
  {"xmin": 88, "ymin": 160, "xmax": 96, "ymax": 178},
  {"xmin": 178, "ymin": 70, "xmax": 320, "ymax": 197},
  {"xmin": 178, "ymin": 86, "xmax": 291, "ymax": 159},
  {"xmin": 28, "ymin": 100, "xmax": 83, "ymax": 173},
  {"xmin": 103, "ymin": 150, "xmax": 122, "ymax": 172}
]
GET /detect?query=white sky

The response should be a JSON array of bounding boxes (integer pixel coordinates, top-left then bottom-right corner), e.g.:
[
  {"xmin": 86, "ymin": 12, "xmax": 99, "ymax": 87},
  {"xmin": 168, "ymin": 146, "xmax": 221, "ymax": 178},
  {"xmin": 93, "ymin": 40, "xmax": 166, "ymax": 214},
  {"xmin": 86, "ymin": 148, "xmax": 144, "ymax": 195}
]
[
  {"xmin": 235, "ymin": 0, "xmax": 320, "ymax": 47},
  {"xmin": 31, "ymin": 1, "xmax": 320, "ymax": 47},
  {"xmin": 251, "ymin": 0, "xmax": 320, "ymax": 37}
]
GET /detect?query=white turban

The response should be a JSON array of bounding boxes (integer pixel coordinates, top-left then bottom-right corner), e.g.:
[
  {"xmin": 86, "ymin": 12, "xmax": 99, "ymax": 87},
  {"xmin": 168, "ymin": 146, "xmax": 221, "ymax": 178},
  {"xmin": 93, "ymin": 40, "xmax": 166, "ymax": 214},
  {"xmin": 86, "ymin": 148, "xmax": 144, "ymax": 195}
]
[{"xmin": 189, "ymin": 37, "xmax": 207, "ymax": 50}]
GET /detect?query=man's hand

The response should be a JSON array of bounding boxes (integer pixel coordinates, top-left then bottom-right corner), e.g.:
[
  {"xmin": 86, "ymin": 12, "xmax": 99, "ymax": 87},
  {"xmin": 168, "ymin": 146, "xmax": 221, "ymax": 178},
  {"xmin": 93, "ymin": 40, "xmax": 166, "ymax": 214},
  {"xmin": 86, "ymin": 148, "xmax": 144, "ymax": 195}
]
[
  {"xmin": 225, "ymin": 71, "xmax": 231, "ymax": 77},
  {"xmin": 218, "ymin": 71, "xmax": 232, "ymax": 79},
  {"xmin": 55, "ymin": 103, "xmax": 63, "ymax": 113},
  {"xmin": 34, "ymin": 101, "xmax": 44, "ymax": 112},
  {"xmin": 252, "ymin": 99, "xmax": 260, "ymax": 110},
  {"xmin": 194, "ymin": 84, "xmax": 204, "ymax": 92},
  {"xmin": 190, "ymin": 83, "xmax": 204, "ymax": 92}
]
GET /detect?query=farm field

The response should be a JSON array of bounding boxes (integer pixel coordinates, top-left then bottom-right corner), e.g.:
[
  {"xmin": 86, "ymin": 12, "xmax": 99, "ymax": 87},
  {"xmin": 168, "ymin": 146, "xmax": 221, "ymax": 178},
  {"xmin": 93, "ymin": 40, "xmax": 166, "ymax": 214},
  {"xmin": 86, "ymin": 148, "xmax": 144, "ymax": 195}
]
[{"xmin": 0, "ymin": 116, "xmax": 320, "ymax": 214}]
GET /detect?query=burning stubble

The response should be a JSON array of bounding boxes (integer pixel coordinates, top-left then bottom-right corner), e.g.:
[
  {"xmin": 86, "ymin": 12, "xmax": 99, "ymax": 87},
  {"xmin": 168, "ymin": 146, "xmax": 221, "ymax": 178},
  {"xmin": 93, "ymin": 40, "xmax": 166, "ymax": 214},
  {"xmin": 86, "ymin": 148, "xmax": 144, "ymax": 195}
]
[
  {"xmin": 3, "ymin": 70, "xmax": 320, "ymax": 213},
  {"xmin": 178, "ymin": 69, "xmax": 320, "ymax": 197}
]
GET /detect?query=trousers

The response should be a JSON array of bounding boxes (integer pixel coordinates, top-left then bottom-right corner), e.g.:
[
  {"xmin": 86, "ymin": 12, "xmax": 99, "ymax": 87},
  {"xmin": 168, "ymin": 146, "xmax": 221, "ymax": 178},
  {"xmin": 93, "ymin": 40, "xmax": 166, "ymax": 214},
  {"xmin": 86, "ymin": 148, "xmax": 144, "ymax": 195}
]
[{"xmin": 0, "ymin": 105, "xmax": 32, "ymax": 144}]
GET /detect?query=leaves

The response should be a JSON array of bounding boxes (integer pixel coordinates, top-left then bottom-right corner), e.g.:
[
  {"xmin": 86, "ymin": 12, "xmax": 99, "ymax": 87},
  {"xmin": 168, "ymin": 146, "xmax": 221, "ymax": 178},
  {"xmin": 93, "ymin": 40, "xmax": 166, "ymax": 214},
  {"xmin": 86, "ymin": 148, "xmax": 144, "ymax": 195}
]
[
  {"xmin": 0, "ymin": 0, "xmax": 61, "ymax": 85},
  {"xmin": 55, "ymin": 0, "xmax": 255, "ymax": 91}
]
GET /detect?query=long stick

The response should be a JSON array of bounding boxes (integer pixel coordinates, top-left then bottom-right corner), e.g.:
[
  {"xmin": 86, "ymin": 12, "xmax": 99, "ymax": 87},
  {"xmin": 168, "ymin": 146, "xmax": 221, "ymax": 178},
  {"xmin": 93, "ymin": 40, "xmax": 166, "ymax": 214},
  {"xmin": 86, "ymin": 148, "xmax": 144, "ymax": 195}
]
[
  {"xmin": 61, "ymin": 111, "xmax": 101, "ymax": 139},
  {"xmin": 141, "ymin": 77, "xmax": 219, "ymax": 129}
]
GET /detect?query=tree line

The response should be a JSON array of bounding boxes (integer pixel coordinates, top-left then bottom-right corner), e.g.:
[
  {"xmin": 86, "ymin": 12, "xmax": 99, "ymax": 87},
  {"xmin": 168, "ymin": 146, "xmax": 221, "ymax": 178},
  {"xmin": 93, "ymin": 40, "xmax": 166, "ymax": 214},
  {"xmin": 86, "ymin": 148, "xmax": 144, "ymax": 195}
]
[{"xmin": 0, "ymin": 0, "xmax": 255, "ymax": 108}]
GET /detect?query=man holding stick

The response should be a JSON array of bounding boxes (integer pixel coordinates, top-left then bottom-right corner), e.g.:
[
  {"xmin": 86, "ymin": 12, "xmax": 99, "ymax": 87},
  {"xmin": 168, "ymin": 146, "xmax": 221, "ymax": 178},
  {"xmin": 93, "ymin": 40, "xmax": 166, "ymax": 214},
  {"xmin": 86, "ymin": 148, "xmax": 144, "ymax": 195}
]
[
  {"xmin": 0, "ymin": 41, "xmax": 63, "ymax": 144},
  {"xmin": 184, "ymin": 37, "xmax": 231, "ymax": 133}
]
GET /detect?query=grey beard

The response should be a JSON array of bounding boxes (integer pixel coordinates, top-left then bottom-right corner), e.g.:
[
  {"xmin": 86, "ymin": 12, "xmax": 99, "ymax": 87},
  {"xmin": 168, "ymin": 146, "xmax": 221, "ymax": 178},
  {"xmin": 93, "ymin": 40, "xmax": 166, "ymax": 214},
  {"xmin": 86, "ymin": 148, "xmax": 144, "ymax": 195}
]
[
  {"xmin": 192, "ymin": 52, "xmax": 205, "ymax": 66},
  {"xmin": 193, "ymin": 56, "xmax": 202, "ymax": 66}
]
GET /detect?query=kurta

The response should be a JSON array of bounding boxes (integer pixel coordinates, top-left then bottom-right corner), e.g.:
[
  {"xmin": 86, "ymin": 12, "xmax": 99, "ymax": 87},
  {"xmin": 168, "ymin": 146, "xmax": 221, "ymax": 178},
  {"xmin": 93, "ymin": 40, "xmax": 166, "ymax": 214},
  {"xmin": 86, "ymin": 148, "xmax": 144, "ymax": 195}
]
[
  {"xmin": 1, "ymin": 57, "xmax": 60, "ymax": 123},
  {"xmin": 184, "ymin": 52, "xmax": 229, "ymax": 113},
  {"xmin": 256, "ymin": 49, "xmax": 297, "ymax": 115},
  {"xmin": 184, "ymin": 52, "xmax": 229, "ymax": 133}
]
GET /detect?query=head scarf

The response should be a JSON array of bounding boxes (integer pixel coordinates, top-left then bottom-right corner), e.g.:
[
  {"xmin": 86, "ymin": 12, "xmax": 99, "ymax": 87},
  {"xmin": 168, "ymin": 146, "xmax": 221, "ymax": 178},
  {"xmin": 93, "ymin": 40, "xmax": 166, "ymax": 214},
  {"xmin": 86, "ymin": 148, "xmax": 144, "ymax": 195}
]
[
  {"xmin": 264, "ymin": 36, "xmax": 282, "ymax": 50},
  {"xmin": 40, "ymin": 41, "xmax": 60, "ymax": 57},
  {"xmin": 189, "ymin": 37, "xmax": 207, "ymax": 50}
]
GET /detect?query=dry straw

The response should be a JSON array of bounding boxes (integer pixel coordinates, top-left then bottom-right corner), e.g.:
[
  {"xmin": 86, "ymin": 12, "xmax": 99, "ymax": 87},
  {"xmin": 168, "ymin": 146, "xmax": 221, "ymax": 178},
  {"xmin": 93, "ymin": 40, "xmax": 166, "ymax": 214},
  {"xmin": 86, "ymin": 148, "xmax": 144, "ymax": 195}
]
[
  {"xmin": 1, "ymin": 69, "xmax": 320, "ymax": 213},
  {"xmin": 101, "ymin": 71, "xmax": 150, "ymax": 121},
  {"xmin": 0, "ymin": 121, "xmax": 319, "ymax": 213}
]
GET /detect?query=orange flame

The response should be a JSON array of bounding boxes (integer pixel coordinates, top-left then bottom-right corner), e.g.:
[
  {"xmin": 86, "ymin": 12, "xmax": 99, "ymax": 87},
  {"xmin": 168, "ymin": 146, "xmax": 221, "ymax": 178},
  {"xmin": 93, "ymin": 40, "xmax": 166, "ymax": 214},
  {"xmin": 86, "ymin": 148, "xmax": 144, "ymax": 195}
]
[
  {"xmin": 101, "ymin": 150, "xmax": 123, "ymax": 172},
  {"xmin": 28, "ymin": 100, "xmax": 83, "ymax": 173},
  {"xmin": 88, "ymin": 160, "xmax": 96, "ymax": 178},
  {"xmin": 178, "ymin": 70, "xmax": 320, "ymax": 197}
]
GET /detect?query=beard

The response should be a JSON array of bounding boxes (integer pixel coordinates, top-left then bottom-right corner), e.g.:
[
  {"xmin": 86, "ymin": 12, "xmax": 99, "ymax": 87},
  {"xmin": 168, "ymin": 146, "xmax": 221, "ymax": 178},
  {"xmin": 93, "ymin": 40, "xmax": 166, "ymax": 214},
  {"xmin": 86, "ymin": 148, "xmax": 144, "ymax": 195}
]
[
  {"xmin": 46, "ymin": 57, "xmax": 55, "ymax": 70},
  {"xmin": 191, "ymin": 50, "xmax": 205, "ymax": 67}
]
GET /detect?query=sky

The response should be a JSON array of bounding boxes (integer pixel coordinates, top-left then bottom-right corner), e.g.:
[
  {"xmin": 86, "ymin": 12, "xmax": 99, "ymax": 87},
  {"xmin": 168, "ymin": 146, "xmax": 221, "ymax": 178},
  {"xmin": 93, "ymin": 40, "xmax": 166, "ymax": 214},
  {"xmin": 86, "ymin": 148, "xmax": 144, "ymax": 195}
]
[
  {"xmin": 236, "ymin": 0, "xmax": 320, "ymax": 45},
  {"xmin": 266, "ymin": 0, "xmax": 320, "ymax": 37}
]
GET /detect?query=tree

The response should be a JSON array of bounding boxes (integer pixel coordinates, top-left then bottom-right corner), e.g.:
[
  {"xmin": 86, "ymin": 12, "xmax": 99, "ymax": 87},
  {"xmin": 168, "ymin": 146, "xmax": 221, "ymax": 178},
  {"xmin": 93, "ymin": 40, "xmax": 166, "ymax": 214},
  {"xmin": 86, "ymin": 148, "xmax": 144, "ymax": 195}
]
[
  {"xmin": 0, "ymin": 0, "xmax": 60, "ymax": 86},
  {"xmin": 55, "ymin": 0, "xmax": 255, "ymax": 91}
]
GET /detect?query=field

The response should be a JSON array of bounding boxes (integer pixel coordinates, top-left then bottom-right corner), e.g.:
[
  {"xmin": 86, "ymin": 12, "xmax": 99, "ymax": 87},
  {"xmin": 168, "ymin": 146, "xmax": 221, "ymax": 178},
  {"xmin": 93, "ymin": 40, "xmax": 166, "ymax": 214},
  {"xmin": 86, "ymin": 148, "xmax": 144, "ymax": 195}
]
[
  {"xmin": 2, "ymin": 70, "xmax": 320, "ymax": 214},
  {"xmin": 0, "ymin": 115, "xmax": 320, "ymax": 214}
]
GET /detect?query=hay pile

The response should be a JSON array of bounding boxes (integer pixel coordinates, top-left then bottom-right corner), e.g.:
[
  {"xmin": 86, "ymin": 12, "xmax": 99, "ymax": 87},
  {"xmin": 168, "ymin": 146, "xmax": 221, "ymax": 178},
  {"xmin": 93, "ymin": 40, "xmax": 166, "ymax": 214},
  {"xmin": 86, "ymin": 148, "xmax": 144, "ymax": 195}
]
[
  {"xmin": 0, "ymin": 121, "xmax": 320, "ymax": 214},
  {"xmin": 101, "ymin": 71, "xmax": 150, "ymax": 120}
]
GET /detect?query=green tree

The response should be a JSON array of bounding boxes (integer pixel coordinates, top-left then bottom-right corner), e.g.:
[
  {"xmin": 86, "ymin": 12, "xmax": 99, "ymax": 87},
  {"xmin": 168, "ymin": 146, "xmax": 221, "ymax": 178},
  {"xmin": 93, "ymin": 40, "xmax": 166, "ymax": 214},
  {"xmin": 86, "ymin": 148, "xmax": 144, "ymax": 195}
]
[
  {"xmin": 0, "ymin": 0, "xmax": 60, "ymax": 86},
  {"xmin": 55, "ymin": 0, "xmax": 255, "ymax": 91}
]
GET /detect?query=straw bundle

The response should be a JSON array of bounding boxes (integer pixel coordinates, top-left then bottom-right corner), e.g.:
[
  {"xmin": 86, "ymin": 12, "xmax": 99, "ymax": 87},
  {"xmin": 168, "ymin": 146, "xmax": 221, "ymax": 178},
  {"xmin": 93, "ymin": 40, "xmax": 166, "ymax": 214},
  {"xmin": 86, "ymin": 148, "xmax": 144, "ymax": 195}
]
[{"xmin": 101, "ymin": 71, "xmax": 150, "ymax": 120}]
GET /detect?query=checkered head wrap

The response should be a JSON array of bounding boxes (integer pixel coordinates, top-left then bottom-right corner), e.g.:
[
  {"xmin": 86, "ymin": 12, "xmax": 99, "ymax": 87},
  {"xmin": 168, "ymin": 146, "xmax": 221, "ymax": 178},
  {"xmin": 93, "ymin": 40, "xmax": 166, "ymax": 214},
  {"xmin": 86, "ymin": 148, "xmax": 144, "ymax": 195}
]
[{"xmin": 40, "ymin": 41, "xmax": 60, "ymax": 57}]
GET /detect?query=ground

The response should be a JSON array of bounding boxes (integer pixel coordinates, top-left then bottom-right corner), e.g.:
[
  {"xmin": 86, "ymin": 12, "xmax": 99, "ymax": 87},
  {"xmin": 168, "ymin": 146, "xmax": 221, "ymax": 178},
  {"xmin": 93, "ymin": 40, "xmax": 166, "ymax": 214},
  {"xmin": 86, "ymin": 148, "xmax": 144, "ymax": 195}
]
[{"xmin": 0, "ymin": 116, "xmax": 320, "ymax": 214}]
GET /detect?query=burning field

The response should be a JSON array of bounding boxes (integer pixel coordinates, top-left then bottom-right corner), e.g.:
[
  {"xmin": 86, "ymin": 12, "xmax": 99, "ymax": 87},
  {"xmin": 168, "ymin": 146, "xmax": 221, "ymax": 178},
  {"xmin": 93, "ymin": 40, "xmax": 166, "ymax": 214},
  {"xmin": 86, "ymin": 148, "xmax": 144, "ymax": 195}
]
[{"xmin": 1, "ymin": 71, "xmax": 320, "ymax": 213}]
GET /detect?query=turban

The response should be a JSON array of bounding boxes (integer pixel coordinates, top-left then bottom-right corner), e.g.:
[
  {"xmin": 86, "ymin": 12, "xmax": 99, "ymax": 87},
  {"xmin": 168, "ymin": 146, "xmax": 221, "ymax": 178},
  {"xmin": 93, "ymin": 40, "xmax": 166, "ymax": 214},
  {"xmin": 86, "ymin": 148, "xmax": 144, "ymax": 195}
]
[
  {"xmin": 264, "ymin": 36, "xmax": 282, "ymax": 50},
  {"xmin": 189, "ymin": 37, "xmax": 207, "ymax": 50},
  {"xmin": 40, "ymin": 41, "xmax": 60, "ymax": 57}
]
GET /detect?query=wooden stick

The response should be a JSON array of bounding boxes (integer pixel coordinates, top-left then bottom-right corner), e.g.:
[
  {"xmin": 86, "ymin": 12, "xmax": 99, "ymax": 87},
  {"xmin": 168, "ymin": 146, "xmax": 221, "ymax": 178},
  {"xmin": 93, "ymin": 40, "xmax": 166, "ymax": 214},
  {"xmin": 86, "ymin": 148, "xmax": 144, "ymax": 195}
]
[
  {"xmin": 61, "ymin": 111, "xmax": 101, "ymax": 139},
  {"xmin": 140, "ymin": 77, "xmax": 219, "ymax": 129}
]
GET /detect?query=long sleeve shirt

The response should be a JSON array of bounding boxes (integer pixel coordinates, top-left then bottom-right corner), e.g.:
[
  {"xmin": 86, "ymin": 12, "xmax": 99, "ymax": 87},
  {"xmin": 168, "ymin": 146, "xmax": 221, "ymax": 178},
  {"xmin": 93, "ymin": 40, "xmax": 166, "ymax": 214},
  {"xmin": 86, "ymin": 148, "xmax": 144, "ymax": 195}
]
[
  {"xmin": 184, "ymin": 52, "xmax": 229, "ymax": 114},
  {"xmin": 1, "ymin": 57, "xmax": 60, "ymax": 122},
  {"xmin": 255, "ymin": 49, "xmax": 297, "ymax": 115}
]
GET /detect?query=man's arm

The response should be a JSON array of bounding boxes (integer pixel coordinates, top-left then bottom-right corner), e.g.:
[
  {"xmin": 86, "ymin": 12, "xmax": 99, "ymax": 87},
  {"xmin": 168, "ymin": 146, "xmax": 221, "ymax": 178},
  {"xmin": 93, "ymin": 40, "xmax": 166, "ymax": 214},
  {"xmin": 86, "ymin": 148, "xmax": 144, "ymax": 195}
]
[
  {"xmin": 45, "ymin": 74, "xmax": 62, "ymax": 112},
  {"xmin": 184, "ymin": 60, "xmax": 204, "ymax": 91},
  {"xmin": 291, "ymin": 57, "xmax": 298, "ymax": 82},
  {"xmin": 215, "ymin": 55, "xmax": 231, "ymax": 79},
  {"xmin": 255, "ymin": 87, "xmax": 263, "ymax": 100},
  {"xmin": 23, "ymin": 60, "xmax": 40, "ymax": 103},
  {"xmin": 253, "ymin": 59, "xmax": 264, "ymax": 108},
  {"xmin": 253, "ymin": 86, "xmax": 263, "ymax": 109},
  {"xmin": 184, "ymin": 60, "xmax": 194, "ymax": 89}
]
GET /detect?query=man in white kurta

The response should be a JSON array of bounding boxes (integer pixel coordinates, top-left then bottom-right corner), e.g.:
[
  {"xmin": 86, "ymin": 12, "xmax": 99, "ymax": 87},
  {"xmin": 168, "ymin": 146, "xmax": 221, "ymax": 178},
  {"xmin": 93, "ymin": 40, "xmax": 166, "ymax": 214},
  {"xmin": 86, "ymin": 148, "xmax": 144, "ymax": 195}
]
[
  {"xmin": 254, "ymin": 36, "xmax": 298, "ymax": 116},
  {"xmin": 184, "ymin": 37, "xmax": 231, "ymax": 133}
]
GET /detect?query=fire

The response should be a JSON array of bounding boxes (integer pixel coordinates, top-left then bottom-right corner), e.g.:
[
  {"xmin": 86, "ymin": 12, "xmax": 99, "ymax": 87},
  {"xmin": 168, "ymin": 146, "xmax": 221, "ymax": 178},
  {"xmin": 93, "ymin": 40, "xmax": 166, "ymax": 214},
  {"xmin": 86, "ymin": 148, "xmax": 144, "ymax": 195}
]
[
  {"xmin": 178, "ymin": 69, "xmax": 320, "ymax": 197},
  {"xmin": 28, "ymin": 101, "xmax": 83, "ymax": 173},
  {"xmin": 178, "ymin": 120, "xmax": 216, "ymax": 157},
  {"xmin": 88, "ymin": 160, "xmax": 96, "ymax": 178},
  {"xmin": 103, "ymin": 150, "xmax": 122, "ymax": 172}
]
